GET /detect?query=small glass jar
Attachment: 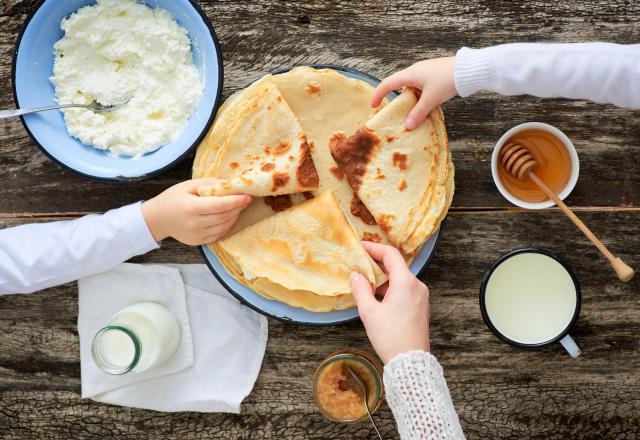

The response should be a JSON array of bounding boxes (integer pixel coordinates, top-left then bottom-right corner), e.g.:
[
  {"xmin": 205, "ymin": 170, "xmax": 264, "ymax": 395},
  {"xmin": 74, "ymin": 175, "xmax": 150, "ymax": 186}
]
[
  {"xmin": 313, "ymin": 348, "xmax": 384, "ymax": 423},
  {"xmin": 92, "ymin": 302, "xmax": 181, "ymax": 375}
]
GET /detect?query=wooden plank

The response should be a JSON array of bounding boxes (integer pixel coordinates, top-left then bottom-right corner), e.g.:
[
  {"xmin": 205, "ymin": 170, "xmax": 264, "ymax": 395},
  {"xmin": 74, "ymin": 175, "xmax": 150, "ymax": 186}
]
[
  {"xmin": 1, "ymin": 1, "xmax": 639, "ymax": 214},
  {"xmin": 0, "ymin": 210, "xmax": 638, "ymax": 438}
]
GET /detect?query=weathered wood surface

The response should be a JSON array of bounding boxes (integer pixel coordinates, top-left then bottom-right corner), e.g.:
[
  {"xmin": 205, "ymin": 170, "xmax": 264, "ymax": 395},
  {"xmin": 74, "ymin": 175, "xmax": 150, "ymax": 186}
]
[
  {"xmin": 1, "ymin": 211, "xmax": 639, "ymax": 439},
  {"xmin": 0, "ymin": 0, "xmax": 639, "ymax": 439},
  {"xmin": 1, "ymin": 0, "xmax": 640, "ymax": 214}
]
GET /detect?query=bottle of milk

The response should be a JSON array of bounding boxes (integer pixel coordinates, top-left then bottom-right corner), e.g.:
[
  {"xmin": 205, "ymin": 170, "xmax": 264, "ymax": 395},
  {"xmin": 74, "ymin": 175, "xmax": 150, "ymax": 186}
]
[{"xmin": 91, "ymin": 302, "xmax": 181, "ymax": 375}]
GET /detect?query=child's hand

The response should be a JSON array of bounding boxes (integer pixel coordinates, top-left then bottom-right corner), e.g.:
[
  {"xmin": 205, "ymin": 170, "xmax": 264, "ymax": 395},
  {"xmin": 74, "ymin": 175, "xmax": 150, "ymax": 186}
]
[
  {"xmin": 371, "ymin": 56, "xmax": 457, "ymax": 130},
  {"xmin": 141, "ymin": 178, "xmax": 252, "ymax": 245},
  {"xmin": 350, "ymin": 241, "xmax": 430, "ymax": 364}
]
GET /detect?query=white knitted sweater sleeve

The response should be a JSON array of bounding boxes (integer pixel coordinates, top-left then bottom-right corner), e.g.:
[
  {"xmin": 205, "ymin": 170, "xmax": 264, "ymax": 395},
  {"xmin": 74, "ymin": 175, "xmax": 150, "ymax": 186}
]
[{"xmin": 383, "ymin": 351, "xmax": 465, "ymax": 440}]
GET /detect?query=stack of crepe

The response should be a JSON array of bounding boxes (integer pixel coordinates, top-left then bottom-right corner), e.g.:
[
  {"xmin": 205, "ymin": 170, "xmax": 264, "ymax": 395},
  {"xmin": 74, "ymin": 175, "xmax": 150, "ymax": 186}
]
[
  {"xmin": 192, "ymin": 67, "xmax": 454, "ymax": 312},
  {"xmin": 330, "ymin": 88, "xmax": 454, "ymax": 255}
]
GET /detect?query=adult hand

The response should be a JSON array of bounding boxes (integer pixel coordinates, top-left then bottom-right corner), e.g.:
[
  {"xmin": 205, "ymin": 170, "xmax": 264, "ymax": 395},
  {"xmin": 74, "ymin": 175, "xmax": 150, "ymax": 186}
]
[
  {"xmin": 141, "ymin": 178, "xmax": 252, "ymax": 245},
  {"xmin": 350, "ymin": 241, "xmax": 430, "ymax": 364},
  {"xmin": 371, "ymin": 56, "xmax": 457, "ymax": 130}
]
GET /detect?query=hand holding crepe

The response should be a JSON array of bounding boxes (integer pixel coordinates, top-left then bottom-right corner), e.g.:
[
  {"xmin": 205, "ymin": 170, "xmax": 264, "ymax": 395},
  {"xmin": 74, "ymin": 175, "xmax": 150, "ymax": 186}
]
[
  {"xmin": 349, "ymin": 240, "xmax": 431, "ymax": 363},
  {"xmin": 141, "ymin": 178, "xmax": 252, "ymax": 245},
  {"xmin": 329, "ymin": 88, "xmax": 453, "ymax": 255},
  {"xmin": 214, "ymin": 191, "xmax": 387, "ymax": 311},
  {"xmin": 197, "ymin": 78, "xmax": 319, "ymax": 197}
]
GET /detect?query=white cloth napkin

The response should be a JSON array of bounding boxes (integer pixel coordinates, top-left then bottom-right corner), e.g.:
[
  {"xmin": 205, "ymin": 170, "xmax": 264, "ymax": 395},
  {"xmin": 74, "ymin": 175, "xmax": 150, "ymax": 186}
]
[{"xmin": 78, "ymin": 263, "xmax": 268, "ymax": 413}]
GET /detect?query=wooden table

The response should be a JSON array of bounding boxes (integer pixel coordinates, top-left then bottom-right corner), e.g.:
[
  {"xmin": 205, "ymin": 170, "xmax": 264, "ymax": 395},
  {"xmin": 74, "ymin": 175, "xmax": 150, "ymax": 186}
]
[{"xmin": 1, "ymin": 1, "xmax": 639, "ymax": 438}]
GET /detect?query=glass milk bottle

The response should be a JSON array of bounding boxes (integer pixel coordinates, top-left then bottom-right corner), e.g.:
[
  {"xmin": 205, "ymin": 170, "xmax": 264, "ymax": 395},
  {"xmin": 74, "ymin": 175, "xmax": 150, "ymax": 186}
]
[{"xmin": 91, "ymin": 302, "xmax": 181, "ymax": 375}]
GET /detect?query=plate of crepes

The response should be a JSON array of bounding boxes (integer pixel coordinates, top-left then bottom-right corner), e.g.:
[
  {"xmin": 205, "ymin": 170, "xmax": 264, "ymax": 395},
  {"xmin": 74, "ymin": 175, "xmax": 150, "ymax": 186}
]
[{"xmin": 192, "ymin": 65, "xmax": 454, "ymax": 325}]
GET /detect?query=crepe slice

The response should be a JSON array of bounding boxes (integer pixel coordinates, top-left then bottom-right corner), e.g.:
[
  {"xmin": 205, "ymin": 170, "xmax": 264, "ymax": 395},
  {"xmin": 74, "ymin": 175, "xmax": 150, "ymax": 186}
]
[
  {"xmin": 192, "ymin": 75, "xmax": 273, "ymax": 179},
  {"xmin": 329, "ymin": 87, "xmax": 453, "ymax": 255},
  {"xmin": 214, "ymin": 191, "xmax": 387, "ymax": 303},
  {"xmin": 197, "ymin": 78, "xmax": 319, "ymax": 197},
  {"xmin": 273, "ymin": 67, "xmax": 392, "ymax": 245}
]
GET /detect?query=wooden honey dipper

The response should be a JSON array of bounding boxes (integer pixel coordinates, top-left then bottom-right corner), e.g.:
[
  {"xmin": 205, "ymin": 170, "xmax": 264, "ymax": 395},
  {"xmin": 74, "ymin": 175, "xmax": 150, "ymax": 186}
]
[{"xmin": 500, "ymin": 142, "xmax": 635, "ymax": 282}]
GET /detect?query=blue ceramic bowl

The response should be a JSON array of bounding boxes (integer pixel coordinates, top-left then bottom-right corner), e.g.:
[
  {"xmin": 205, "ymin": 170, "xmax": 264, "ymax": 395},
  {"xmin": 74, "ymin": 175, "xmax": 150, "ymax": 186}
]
[
  {"xmin": 199, "ymin": 65, "xmax": 445, "ymax": 325},
  {"xmin": 12, "ymin": 0, "xmax": 223, "ymax": 181}
]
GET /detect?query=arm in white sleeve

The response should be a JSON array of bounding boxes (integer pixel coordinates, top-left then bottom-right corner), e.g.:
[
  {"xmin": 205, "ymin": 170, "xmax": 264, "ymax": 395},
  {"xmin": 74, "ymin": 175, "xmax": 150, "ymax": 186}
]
[
  {"xmin": 384, "ymin": 351, "xmax": 465, "ymax": 440},
  {"xmin": 0, "ymin": 202, "xmax": 159, "ymax": 294},
  {"xmin": 454, "ymin": 43, "xmax": 640, "ymax": 108}
]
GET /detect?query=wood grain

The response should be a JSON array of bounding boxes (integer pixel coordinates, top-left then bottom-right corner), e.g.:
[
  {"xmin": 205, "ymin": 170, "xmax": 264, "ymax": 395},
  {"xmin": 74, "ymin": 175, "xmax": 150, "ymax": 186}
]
[
  {"xmin": 1, "ymin": 210, "xmax": 639, "ymax": 439},
  {"xmin": 1, "ymin": 0, "xmax": 639, "ymax": 439},
  {"xmin": 1, "ymin": 1, "xmax": 640, "ymax": 213}
]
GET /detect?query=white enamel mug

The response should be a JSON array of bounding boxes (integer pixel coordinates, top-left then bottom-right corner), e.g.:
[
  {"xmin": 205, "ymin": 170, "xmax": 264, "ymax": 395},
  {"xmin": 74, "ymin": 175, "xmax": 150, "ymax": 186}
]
[{"xmin": 480, "ymin": 248, "xmax": 582, "ymax": 358}]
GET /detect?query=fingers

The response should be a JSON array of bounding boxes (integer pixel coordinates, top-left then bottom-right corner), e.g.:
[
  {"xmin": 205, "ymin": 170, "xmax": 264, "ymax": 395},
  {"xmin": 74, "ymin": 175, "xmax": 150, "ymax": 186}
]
[
  {"xmin": 204, "ymin": 220, "xmax": 236, "ymax": 239},
  {"xmin": 350, "ymin": 272, "xmax": 378, "ymax": 311},
  {"xmin": 362, "ymin": 241, "xmax": 411, "ymax": 277},
  {"xmin": 197, "ymin": 218, "xmax": 239, "ymax": 244},
  {"xmin": 183, "ymin": 177, "xmax": 226, "ymax": 194},
  {"xmin": 371, "ymin": 69, "xmax": 412, "ymax": 107},
  {"xmin": 199, "ymin": 207, "xmax": 245, "ymax": 227},
  {"xmin": 193, "ymin": 194, "xmax": 252, "ymax": 214},
  {"xmin": 405, "ymin": 92, "xmax": 439, "ymax": 130}
]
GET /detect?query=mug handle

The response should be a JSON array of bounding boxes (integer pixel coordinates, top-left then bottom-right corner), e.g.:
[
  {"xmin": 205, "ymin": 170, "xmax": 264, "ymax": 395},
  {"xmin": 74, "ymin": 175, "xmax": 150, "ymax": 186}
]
[{"xmin": 559, "ymin": 334, "xmax": 581, "ymax": 357}]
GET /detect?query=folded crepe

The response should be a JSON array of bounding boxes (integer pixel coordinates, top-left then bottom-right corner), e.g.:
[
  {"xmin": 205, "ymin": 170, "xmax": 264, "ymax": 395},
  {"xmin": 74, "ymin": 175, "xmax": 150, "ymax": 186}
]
[
  {"xmin": 193, "ymin": 76, "xmax": 308, "ymax": 239},
  {"xmin": 197, "ymin": 77, "xmax": 319, "ymax": 197},
  {"xmin": 213, "ymin": 191, "xmax": 387, "ymax": 311},
  {"xmin": 194, "ymin": 67, "xmax": 392, "ymax": 244},
  {"xmin": 273, "ymin": 67, "xmax": 391, "ymax": 244},
  {"xmin": 192, "ymin": 78, "xmax": 266, "ymax": 179},
  {"xmin": 329, "ymin": 88, "xmax": 453, "ymax": 255}
]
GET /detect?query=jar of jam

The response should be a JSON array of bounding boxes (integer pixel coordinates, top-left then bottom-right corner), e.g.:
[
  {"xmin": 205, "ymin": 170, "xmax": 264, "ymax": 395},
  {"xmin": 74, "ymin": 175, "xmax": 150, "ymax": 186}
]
[{"xmin": 313, "ymin": 348, "xmax": 384, "ymax": 423}]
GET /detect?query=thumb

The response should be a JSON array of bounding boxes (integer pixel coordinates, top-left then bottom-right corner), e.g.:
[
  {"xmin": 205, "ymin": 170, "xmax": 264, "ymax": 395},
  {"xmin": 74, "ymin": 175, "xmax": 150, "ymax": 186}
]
[
  {"xmin": 405, "ymin": 92, "xmax": 439, "ymax": 130},
  {"xmin": 350, "ymin": 272, "xmax": 378, "ymax": 310}
]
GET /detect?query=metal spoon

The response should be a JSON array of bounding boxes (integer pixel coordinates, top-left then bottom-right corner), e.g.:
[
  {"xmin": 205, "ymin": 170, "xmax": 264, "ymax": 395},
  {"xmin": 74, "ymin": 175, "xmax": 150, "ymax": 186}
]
[
  {"xmin": 0, "ymin": 99, "xmax": 130, "ymax": 120},
  {"xmin": 345, "ymin": 365, "xmax": 383, "ymax": 440}
]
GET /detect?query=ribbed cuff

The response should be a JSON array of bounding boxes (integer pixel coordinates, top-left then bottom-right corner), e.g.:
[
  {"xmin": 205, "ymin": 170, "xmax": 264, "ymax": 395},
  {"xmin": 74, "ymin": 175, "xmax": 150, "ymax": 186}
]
[
  {"xmin": 384, "ymin": 350, "xmax": 443, "ymax": 384},
  {"xmin": 383, "ymin": 350, "xmax": 465, "ymax": 440},
  {"xmin": 454, "ymin": 47, "xmax": 492, "ymax": 97},
  {"xmin": 118, "ymin": 202, "xmax": 161, "ymax": 254}
]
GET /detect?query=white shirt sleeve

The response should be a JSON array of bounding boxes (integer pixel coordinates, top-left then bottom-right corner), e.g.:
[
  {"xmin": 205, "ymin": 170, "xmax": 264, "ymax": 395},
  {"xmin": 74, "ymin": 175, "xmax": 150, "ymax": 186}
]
[
  {"xmin": 384, "ymin": 350, "xmax": 465, "ymax": 440},
  {"xmin": 0, "ymin": 202, "xmax": 159, "ymax": 294},
  {"xmin": 454, "ymin": 42, "xmax": 640, "ymax": 108}
]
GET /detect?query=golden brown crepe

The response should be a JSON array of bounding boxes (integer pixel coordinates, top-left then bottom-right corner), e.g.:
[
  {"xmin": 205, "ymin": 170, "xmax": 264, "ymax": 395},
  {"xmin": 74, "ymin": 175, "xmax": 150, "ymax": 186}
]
[
  {"xmin": 191, "ymin": 69, "xmax": 453, "ymax": 312},
  {"xmin": 329, "ymin": 88, "xmax": 453, "ymax": 255},
  {"xmin": 273, "ymin": 67, "xmax": 391, "ymax": 244},
  {"xmin": 192, "ymin": 75, "xmax": 309, "ymax": 238},
  {"xmin": 192, "ymin": 76, "xmax": 272, "ymax": 179},
  {"xmin": 197, "ymin": 77, "xmax": 319, "ymax": 197},
  {"xmin": 216, "ymin": 244, "xmax": 357, "ymax": 312},
  {"xmin": 194, "ymin": 67, "xmax": 393, "ymax": 243},
  {"xmin": 214, "ymin": 191, "xmax": 387, "ymax": 311}
]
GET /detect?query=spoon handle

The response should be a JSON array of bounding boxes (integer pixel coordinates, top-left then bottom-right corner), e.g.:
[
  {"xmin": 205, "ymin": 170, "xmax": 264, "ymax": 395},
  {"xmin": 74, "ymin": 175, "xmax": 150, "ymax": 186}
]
[
  {"xmin": 366, "ymin": 407, "xmax": 384, "ymax": 440},
  {"xmin": 0, "ymin": 104, "xmax": 88, "ymax": 119}
]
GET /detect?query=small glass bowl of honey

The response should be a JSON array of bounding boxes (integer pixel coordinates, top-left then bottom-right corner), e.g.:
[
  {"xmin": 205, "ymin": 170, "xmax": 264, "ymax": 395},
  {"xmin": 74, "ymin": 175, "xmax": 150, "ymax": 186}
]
[
  {"xmin": 313, "ymin": 348, "xmax": 384, "ymax": 423},
  {"xmin": 492, "ymin": 122, "xmax": 580, "ymax": 209}
]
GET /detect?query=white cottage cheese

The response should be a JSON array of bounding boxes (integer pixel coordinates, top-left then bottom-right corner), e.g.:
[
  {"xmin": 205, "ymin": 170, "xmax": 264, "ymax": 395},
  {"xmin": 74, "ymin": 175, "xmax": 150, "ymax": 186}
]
[{"xmin": 50, "ymin": 0, "xmax": 204, "ymax": 157}]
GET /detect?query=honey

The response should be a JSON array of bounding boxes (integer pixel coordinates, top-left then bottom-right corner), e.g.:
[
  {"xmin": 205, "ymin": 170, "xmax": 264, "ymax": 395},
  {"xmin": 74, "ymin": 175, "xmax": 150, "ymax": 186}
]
[
  {"xmin": 315, "ymin": 359, "xmax": 377, "ymax": 421},
  {"xmin": 313, "ymin": 349, "xmax": 384, "ymax": 423},
  {"xmin": 497, "ymin": 129, "xmax": 572, "ymax": 203}
]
